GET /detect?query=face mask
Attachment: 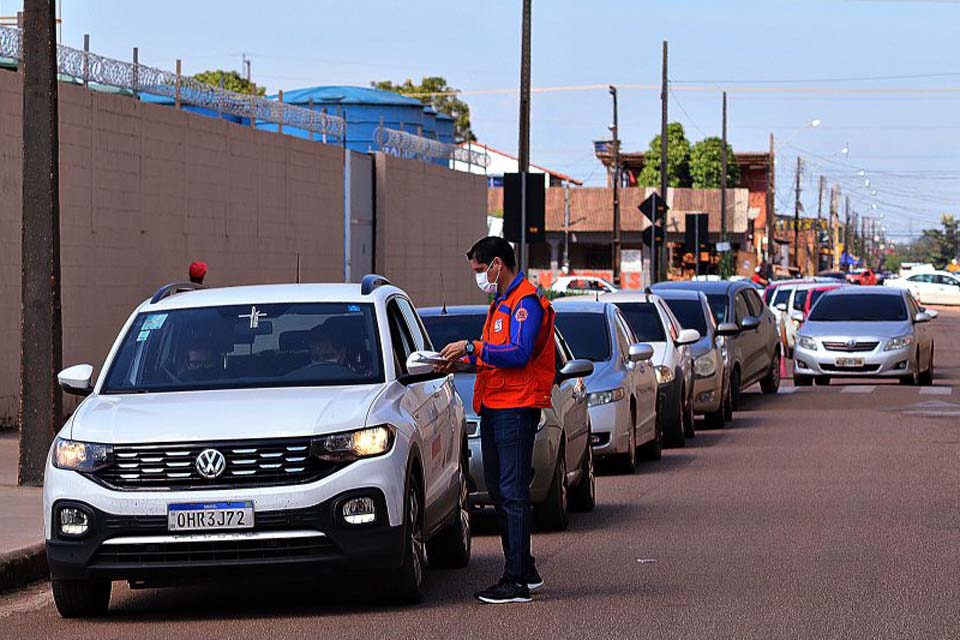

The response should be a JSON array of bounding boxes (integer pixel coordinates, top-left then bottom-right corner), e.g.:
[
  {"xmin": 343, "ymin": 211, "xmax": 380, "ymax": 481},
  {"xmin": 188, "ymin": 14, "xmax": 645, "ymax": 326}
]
[{"xmin": 475, "ymin": 263, "xmax": 500, "ymax": 294}]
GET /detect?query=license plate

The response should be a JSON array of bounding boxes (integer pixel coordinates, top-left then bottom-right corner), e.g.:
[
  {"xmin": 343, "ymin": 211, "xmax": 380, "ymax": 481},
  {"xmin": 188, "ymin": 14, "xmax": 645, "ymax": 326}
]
[
  {"xmin": 835, "ymin": 357, "xmax": 864, "ymax": 368},
  {"xmin": 167, "ymin": 501, "xmax": 254, "ymax": 532}
]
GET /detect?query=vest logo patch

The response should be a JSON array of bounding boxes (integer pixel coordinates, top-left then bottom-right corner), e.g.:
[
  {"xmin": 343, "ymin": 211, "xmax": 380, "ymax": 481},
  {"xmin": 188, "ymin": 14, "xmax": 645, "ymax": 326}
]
[
  {"xmin": 514, "ymin": 308, "xmax": 528, "ymax": 322},
  {"xmin": 494, "ymin": 318, "xmax": 503, "ymax": 333}
]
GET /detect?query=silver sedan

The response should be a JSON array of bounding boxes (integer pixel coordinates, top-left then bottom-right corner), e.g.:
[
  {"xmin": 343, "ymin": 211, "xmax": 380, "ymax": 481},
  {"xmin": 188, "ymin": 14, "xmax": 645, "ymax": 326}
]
[{"xmin": 793, "ymin": 287, "xmax": 936, "ymax": 386}]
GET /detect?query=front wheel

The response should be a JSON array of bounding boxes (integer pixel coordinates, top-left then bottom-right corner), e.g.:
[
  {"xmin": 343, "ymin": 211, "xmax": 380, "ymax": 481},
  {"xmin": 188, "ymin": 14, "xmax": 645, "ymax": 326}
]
[
  {"xmin": 919, "ymin": 345, "xmax": 935, "ymax": 386},
  {"xmin": 52, "ymin": 579, "xmax": 111, "ymax": 619},
  {"xmin": 534, "ymin": 454, "xmax": 569, "ymax": 532},
  {"xmin": 682, "ymin": 390, "xmax": 696, "ymax": 439},
  {"xmin": 568, "ymin": 435, "xmax": 596, "ymax": 513},
  {"xmin": 639, "ymin": 396, "xmax": 663, "ymax": 460},
  {"xmin": 662, "ymin": 390, "xmax": 686, "ymax": 449},
  {"xmin": 760, "ymin": 351, "xmax": 782, "ymax": 394},
  {"xmin": 386, "ymin": 476, "xmax": 425, "ymax": 604},
  {"xmin": 612, "ymin": 412, "xmax": 638, "ymax": 474},
  {"xmin": 426, "ymin": 457, "xmax": 471, "ymax": 569},
  {"xmin": 704, "ymin": 385, "xmax": 726, "ymax": 428}
]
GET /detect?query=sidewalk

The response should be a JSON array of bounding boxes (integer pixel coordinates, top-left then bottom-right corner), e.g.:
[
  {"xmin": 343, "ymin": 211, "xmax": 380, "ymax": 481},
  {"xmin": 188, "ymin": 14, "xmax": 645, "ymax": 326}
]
[{"xmin": 0, "ymin": 432, "xmax": 47, "ymax": 591}]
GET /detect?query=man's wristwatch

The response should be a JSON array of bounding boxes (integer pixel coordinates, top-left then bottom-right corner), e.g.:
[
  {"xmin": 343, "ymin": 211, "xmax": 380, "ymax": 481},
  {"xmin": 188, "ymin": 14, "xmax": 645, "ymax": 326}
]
[{"xmin": 465, "ymin": 341, "xmax": 476, "ymax": 356}]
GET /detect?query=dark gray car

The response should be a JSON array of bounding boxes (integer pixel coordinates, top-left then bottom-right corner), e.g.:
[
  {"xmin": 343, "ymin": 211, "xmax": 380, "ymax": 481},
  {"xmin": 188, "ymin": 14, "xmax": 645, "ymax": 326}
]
[{"xmin": 653, "ymin": 280, "xmax": 782, "ymax": 406}]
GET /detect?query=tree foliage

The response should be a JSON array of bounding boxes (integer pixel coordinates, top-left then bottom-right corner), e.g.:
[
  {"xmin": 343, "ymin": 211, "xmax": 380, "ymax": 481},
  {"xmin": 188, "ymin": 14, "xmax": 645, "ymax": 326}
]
[
  {"xmin": 193, "ymin": 69, "xmax": 265, "ymax": 96},
  {"xmin": 637, "ymin": 122, "xmax": 691, "ymax": 188},
  {"xmin": 372, "ymin": 76, "xmax": 476, "ymax": 142},
  {"xmin": 689, "ymin": 137, "xmax": 740, "ymax": 188},
  {"xmin": 886, "ymin": 214, "xmax": 959, "ymax": 269}
]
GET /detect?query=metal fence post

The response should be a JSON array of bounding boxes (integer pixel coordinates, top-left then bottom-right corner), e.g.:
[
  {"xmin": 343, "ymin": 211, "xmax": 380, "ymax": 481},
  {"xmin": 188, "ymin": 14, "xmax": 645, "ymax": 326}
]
[
  {"xmin": 132, "ymin": 47, "xmax": 139, "ymax": 99},
  {"xmin": 308, "ymin": 97, "xmax": 315, "ymax": 141},
  {"xmin": 277, "ymin": 89, "xmax": 283, "ymax": 135},
  {"xmin": 175, "ymin": 58, "xmax": 181, "ymax": 109},
  {"xmin": 218, "ymin": 74, "xmax": 224, "ymax": 118},
  {"xmin": 82, "ymin": 33, "xmax": 89, "ymax": 86},
  {"xmin": 321, "ymin": 106, "xmax": 328, "ymax": 144}
]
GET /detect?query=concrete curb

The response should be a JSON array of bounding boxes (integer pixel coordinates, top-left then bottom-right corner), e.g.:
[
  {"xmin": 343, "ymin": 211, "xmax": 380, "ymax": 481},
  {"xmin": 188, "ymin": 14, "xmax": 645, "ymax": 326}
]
[{"xmin": 0, "ymin": 543, "xmax": 47, "ymax": 593}]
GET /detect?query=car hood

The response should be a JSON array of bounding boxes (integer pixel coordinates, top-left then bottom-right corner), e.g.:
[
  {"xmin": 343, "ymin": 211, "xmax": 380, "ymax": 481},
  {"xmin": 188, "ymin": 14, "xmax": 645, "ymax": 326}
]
[
  {"xmin": 800, "ymin": 320, "xmax": 913, "ymax": 339},
  {"xmin": 583, "ymin": 359, "xmax": 623, "ymax": 392},
  {"xmin": 689, "ymin": 337, "xmax": 714, "ymax": 359},
  {"xmin": 69, "ymin": 385, "xmax": 384, "ymax": 444}
]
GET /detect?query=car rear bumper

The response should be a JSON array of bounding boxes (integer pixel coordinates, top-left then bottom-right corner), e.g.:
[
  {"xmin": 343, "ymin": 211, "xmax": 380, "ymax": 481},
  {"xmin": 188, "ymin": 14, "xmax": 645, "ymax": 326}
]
[{"xmin": 793, "ymin": 345, "xmax": 915, "ymax": 377}]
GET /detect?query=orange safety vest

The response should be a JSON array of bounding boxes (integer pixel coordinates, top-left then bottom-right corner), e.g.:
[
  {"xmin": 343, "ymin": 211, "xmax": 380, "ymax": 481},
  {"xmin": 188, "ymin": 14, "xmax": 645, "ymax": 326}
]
[{"xmin": 473, "ymin": 278, "xmax": 556, "ymax": 413}]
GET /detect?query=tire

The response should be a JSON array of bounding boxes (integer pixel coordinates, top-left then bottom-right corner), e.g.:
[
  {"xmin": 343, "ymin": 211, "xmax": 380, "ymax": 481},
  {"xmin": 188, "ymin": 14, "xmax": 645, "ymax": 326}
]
[
  {"xmin": 794, "ymin": 374, "xmax": 813, "ymax": 386},
  {"xmin": 704, "ymin": 384, "xmax": 726, "ymax": 428},
  {"xmin": 729, "ymin": 367, "xmax": 742, "ymax": 411},
  {"xmin": 426, "ymin": 456, "xmax": 471, "ymax": 569},
  {"xmin": 723, "ymin": 378, "xmax": 734, "ymax": 422},
  {"xmin": 534, "ymin": 454, "xmax": 569, "ymax": 532},
  {"xmin": 52, "ymin": 579, "xmax": 111, "ymax": 619},
  {"xmin": 639, "ymin": 396, "xmax": 663, "ymax": 460},
  {"xmin": 900, "ymin": 354, "xmax": 920, "ymax": 386},
  {"xmin": 387, "ymin": 475, "xmax": 426, "ymax": 604},
  {"xmin": 612, "ymin": 408, "xmax": 638, "ymax": 474},
  {"xmin": 815, "ymin": 376, "xmax": 831, "ymax": 386},
  {"xmin": 919, "ymin": 346, "xmax": 934, "ymax": 386},
  {"xmin": 760, "ymin": 350, "xmax": 782, "ymax": 394},
  {"xmin": 682, "ymin": 389, "xmax": 696, "ymax": 439},
  {"xmin": 568, "ymin": 434, "xmax": 596, "ymax": 513},
  {"xmin": 662, "ymin": 389, "xmax": 685, "ymax": 449}
]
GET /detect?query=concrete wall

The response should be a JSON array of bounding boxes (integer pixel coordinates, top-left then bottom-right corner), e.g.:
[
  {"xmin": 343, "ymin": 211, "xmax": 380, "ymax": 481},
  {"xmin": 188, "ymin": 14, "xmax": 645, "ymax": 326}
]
[
  {"xmin": 0, "ymin": 71, "xmax": 345, "ymax": 421},
  {"xmin": 375, "ymin": 153, "xmax": 488, "ymax": 309}
]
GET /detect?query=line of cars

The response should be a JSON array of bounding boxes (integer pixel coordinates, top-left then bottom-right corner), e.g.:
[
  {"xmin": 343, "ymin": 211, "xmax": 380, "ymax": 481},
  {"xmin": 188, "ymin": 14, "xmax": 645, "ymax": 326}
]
[{"xmin": 35, "ymin": 273, "xmax": 800, "ymax": 618}]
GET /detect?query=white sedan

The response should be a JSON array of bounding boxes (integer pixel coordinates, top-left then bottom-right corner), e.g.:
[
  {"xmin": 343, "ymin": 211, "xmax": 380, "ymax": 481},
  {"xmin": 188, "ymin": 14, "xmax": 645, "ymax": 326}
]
[
  {"xmin": 551, "ymin": 276, "xmax": 618, "ymax": 296},
  {"xmin": 886, "ymin": 270, "xmax": 960, "ymax": 306}
]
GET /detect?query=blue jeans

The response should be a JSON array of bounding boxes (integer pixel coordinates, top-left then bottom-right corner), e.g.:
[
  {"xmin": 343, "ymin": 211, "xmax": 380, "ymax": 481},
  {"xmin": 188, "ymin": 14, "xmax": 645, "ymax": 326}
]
[{"xmin": 480, "ymin": 406, "xmax": 540, "ymax": 582}]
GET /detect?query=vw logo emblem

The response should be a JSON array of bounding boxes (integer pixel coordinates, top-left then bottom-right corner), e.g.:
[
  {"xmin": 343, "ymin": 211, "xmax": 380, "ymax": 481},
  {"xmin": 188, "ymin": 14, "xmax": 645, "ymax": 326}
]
[
  {"xmin": 846, "ymin": 339, "xmax": 858, "ymax": 348},
  {"xmin": 195, "ymin": 449, "xmax": 226, "ymax": 479}
]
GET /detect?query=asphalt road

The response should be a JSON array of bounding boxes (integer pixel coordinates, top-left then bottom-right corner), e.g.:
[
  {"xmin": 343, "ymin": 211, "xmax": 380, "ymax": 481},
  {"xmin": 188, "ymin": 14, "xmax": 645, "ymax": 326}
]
[{"xmin": 3, "ymin": 309, "xmax": 960, "ymax": 639}]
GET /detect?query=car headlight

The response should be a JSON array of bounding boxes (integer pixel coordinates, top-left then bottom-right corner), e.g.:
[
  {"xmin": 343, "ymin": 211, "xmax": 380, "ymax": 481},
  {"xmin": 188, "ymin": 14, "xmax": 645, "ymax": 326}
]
[
  {"xmin": 655, "ymin": 365, "xmax": 675, "ymax": 385},
  {"xmin": 693, "ymin": 353, "xmax": 717, "ymax": 378},
  {"xmin": 884, "ymin": 334, "xmax": 914, "ymax": 351},
  {"xmin": 797, "ymin": 335, "xmax": 818, "ymax": 351},
  {"xmin": 52, "ymin": 438, "xmax": 114, "ymax": 472},
  {"xmin": 588, "ymin": 387, "xmax": 625, "ymax": 407},
  {"xmin": 311, "ymin": 426, "xmax": 395, "ymax": 463}
]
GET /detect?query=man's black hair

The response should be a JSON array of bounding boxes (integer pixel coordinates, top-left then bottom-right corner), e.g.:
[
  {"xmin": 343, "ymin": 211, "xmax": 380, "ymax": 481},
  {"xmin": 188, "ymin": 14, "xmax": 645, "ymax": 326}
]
[{"xmin": 466, "ymin": 236, "xmax": 517, "ymax": 270}]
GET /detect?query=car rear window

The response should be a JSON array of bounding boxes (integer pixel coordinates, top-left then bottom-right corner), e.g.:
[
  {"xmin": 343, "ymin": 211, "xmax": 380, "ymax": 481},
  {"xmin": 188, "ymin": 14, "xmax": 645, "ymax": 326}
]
[
  {"xmin": 554, "ymin": 312, "xmax": 611, "ymax": 362},
  {"xmin": 421, "ymin": 314, "xmax": 486, "ymax": 349},
  {"xmin": 662, "ymin": 299, "xmax": 708, "ymax": 335},
  {"xmin": 612, "ymin": 303, "xmax": 667, "ymax": 343},
  {"xmin": 807, "ymin": 294, "xmax": 907, "ymax": 322}
]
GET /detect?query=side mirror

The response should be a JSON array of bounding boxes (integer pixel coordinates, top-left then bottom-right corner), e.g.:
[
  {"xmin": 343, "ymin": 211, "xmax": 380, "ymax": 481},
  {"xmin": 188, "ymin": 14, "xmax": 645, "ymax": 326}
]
[
  {"xmin": 775, "ymin": 303, "xmax": 787, "ymax": 312},
  {"xmin": 58, "ymin": 364, "xmax": 94, "ymax": 396},
  {"xmin": 716, "ymin": 322, "xmax": 740, "ymax": 337},
  {"xmin": 558, "ymin": 359, "xmax": 594, "ymax": 382},
  {"xmin": 627, "ymin": 343, "xmax": 654, "ymax": 363},
  {"xmin": 676, "ymin": 328, "xmax": 701, "ymax": 346},
  {"xmin": 405, "ymin": 351, "xmax": 443, "ymax": 377},
  {"xmin": 789, "ymin": 310, "xmax": 805, "ymax": 323},
  {"xmin": 914, "ymin": 312, "xmax": 932, "ymax": 323},
  {"xmin": 922, "ymin": 308, "xmax": 939, "ymax": 319},
  {"xmin": 740, "ymin": 316, "xmax": 761, "ymax": 331}
]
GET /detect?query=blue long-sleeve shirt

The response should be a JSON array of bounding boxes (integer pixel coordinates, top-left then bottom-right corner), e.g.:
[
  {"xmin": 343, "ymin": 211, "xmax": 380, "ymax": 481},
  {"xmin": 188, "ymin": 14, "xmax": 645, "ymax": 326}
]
[{"xmin": 476, "ymin": 273, "xmax": 544, "ymax": 370}]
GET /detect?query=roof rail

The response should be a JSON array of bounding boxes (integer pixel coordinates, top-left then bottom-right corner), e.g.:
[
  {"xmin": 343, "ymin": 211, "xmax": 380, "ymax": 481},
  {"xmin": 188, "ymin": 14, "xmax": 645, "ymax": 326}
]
[
  {"xmin": 150, "ymin": 282, "xmax": 205, "ymax": 304},
  {"xmin": 360, "ymin": 274, "xmax": 392, "ymax": 295}
]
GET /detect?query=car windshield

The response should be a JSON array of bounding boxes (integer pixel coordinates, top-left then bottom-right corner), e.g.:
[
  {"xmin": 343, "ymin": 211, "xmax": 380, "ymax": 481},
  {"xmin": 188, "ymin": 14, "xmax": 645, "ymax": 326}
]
[
  {"xmin": 554, "ymin": 312, "xmax": 611, "ymax": 361},
  {"xmin": 773, "ymin": 288, "xmax": 792, "ymax": 307},
  {"xmin": 421, "ymin": 314, "xmax": 486, "ymax": 349},
  {"xmin": 662, "ymin": 299, "xmax": 708, "ymax": 335},
  {"xmin": 809, "ymin": 289, "xmax": 830, "ymax": 309},
  {"xmin": 793, "ymin": 289, "xmax": 809, "ymax": 311},
  {"xmin": 706, "ymin": 294, "xmax": 729, "ymax": 323},
  {"xmin": 807, "ymin": 294, "xmax": 907, "ymax": 322},
  {"xmin": 102, "ymin": 303, "xmax": 383, "ymax": 393},
  {"xmin": 613, "ymin": 303, "xmax": 667, "ymax": 342}
]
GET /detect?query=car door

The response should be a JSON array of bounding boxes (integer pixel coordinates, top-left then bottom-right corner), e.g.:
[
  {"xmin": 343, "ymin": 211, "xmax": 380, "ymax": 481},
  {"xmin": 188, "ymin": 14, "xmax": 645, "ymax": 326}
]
[
  {"xmin": 746, "ymin": 287, "xmax": 777, "ymax": 364},
  {"xmin": 387, "ymin": 298, "xmax": 450, "ymax": 517},
  {"xmin": 904, "ymin": 293, "xmax": 931, "ymax": 370},
  {"xmin": 942, "ymin": 273, "xmax": 960, "ymax": 305},
  {"xmin": 734, "ymin": 290, "xmax": 763, "ymax": 381},
  {"xmin": 908, "ymin": 274, "xmax": 935, "ymax": 305},
  {"xmin": 934, "ymin": 274, "xmax": 958, "ymax": 305},
  {"xmin": 614, "ymin": 309, "xmax": 656, "ymax": 442},
  {"xmin": 553, "ymin": 330, "xmax": 588, "ymax": 475}
]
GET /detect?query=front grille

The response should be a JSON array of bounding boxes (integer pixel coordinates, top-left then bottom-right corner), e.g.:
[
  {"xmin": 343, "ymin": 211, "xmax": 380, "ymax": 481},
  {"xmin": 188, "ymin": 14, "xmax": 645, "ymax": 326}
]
[
  {"xmin": 103, "ymin": 506, "xmax": 326, "ymax": 534},
  {"xmin": 821, "ymin": 363, "xmax": 882, "ymax": 373},
  {"xmin": 91, "ymin": 437, "xmax": 341, "ymax": 491},
  {"xmin": 822, "ymin": 341, "xmax": 880, "ymax": 353},
  {"xmin": 90, "ymin": 535, "xmax": 336, "ymax": 565}
]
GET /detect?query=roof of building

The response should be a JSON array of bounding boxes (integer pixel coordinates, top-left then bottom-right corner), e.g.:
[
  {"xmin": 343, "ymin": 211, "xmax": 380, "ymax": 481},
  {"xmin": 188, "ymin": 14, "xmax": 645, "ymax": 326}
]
[
  {"xmin": 461, "ymin": 142, "xmax": 584, "ymax": 186},
  {"xmin": 272, "ymin": 86, "xmax": 425, "ymax": 107}
]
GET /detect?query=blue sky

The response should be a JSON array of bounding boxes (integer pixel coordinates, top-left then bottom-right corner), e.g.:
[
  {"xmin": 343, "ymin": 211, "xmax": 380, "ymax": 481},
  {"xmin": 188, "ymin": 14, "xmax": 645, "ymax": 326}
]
[{"xmin": 5, "ymin": 0, "xmax": 960, "ymax": 240}]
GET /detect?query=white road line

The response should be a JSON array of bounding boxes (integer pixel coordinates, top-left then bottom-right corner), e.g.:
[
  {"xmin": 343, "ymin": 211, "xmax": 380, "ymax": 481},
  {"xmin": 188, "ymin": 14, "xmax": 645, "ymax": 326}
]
[
  {"xmin": 920, "ymin": 387, "xmax": 953, "ymax": 395},
  {"xmin": 841, "ymin": 386, "xmax": 876, "ymax": 394}
]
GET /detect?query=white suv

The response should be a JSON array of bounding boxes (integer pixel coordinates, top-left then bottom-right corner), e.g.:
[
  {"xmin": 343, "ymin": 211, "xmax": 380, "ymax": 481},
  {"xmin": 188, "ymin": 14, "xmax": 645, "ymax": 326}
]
[{"xmin": 44, "ymin": 276, "xmax": 471, "ymax": 617}]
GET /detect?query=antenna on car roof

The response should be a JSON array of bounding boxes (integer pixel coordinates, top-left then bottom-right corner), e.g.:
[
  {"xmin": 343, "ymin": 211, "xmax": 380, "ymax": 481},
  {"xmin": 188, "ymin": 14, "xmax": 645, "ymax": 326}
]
[
  {"xmin": 296, "ymin": 252, "xmax": 301, "ymax": 284},
  {"xmin": 440, "ymin": 272, "xmax": 448, "ymax": 315}
]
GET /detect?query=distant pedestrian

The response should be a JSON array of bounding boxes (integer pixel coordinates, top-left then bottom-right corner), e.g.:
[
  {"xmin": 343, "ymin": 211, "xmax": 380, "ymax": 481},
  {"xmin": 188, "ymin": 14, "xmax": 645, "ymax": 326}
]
[{"xmin": 189, "ymin": 261, "xmax": 207, "ymax": 285}]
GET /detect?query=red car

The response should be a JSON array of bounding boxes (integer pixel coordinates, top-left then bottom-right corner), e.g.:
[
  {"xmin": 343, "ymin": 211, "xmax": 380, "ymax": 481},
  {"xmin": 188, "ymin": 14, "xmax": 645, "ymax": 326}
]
[{"xmin": 846, "ymin": 269, "xmax": 877, "ymax": 286}]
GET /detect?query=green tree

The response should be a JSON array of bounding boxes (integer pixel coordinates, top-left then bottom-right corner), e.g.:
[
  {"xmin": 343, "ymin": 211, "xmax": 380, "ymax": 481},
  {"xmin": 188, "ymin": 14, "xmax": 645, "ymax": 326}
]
[
  {"xmin": 917, "ymin": 214, "xmax": 959, "ymax": 267},
  {"xmin": 193, "ymin": 69, "xmax": 265, "ymax": 96},
  {"xmin": 372, "ymin": 76, "xmax": 476, "ymax": 142},
  {"xmin": 689, "ymin": 137, "xmax": 740, "ymax": 188},
  {"xmin": 636, "ymin": 122, "xmax": 692, "ymax": 188}
]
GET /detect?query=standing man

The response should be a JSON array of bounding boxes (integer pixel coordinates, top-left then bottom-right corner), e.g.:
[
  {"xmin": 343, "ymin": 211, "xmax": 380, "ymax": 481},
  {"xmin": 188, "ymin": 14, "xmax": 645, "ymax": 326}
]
[{"xmin": 439, "ymin": 236, "xmax": 556, "ymax": 604}]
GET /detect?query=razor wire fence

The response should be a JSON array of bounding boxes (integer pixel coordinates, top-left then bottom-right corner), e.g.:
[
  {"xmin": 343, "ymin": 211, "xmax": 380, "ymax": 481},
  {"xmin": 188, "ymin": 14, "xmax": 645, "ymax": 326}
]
[{"xmin": 0, "ymin": 25, "xmax": 489, "ymax": 169}]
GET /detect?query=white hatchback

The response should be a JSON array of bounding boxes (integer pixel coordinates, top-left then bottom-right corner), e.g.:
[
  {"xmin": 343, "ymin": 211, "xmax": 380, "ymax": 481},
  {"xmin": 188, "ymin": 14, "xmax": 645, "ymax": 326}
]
[{"xmin": 44, "ymin": 276, "xmax": 470, "ymax": 617}]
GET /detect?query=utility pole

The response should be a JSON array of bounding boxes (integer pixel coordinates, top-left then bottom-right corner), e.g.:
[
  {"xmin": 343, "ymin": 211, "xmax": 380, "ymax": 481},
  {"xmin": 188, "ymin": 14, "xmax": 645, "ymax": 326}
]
[
  {"xmin": 720, "ymin": 91, "xmax": 729, "ymax": 277},
  {"xmin": 610, "ymin": 85, "xmax": 621, "ymax": 286},
  {"xmin": 830, "ymin": 185, "xmax": 840, "ymax": 270},
  {"xmin": 19, "ymin": 0, "xmax": 62, "ymax": 486},
  {"xmin": 242, "ymin": 53, "xmax": 251, "ymax": 84},
  {"xmin": 517, "ymin": 0, "xmax": 532, "ymax": 275},
  {"xmin": 766, "ymin": 133, "xmax": 775, "ymax": 264},
  {"xmin": 815, "ymin": 175, "xmax": 825, "ymax": 274},
  {"xmin": 656, "ymin": 40, "xmax": 668, "ymax": 283},
  {"xmin": 844, "ymin": 196, "xmax": 851, "ymax": 265},
  {"xmin": 793, "ymin": 156, "xmax": 802, "ymax": 270}
]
